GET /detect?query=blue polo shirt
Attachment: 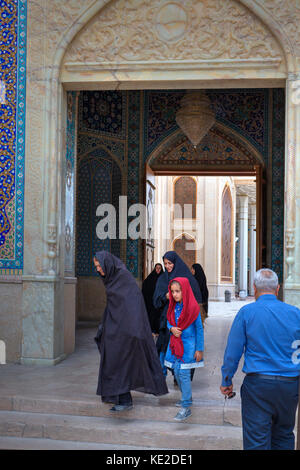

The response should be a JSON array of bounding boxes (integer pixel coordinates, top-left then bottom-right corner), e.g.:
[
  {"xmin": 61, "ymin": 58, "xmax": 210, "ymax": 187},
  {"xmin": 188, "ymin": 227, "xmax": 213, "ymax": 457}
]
[{"xmin": 221, "ymin": 295, "xmax": 300, "ymax": 387}]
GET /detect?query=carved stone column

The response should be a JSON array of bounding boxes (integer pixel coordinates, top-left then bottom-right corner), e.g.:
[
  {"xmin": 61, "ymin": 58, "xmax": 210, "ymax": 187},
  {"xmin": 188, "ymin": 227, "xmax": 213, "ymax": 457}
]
[
  {"xmin": 249, "ymin": 203, "xmax": 256, "ymax": 296},
  {"xmin": 284, "ymin": 75, "xmax": 300, "ymax": 304},
  {"xmin": 21, "ymin": 76, "xmax": 66, "ymax": 365},
  {"xmin": 238, "ymin": 194, "xmax": 249, "ymax": 297}
]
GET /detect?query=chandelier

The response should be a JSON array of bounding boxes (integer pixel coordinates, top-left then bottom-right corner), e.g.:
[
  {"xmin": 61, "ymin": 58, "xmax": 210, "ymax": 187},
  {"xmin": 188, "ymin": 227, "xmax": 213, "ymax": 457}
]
[{"xmin": 176, "ymin": 91, "xmax": 215, "ymax": 148}]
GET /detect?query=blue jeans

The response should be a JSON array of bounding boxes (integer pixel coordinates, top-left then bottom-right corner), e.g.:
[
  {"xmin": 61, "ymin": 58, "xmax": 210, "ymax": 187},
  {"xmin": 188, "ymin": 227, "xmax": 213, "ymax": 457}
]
[
  {"xmin": 241, "ymin": 375, "xmax": 299, "ymax": 450},
  {"xmin": 174, "ymin": 361, "xmax": 192, "ymax": 408},
  {"xmin": 160, "ymin": 351, "xmax": 167, "ymax": 376}
]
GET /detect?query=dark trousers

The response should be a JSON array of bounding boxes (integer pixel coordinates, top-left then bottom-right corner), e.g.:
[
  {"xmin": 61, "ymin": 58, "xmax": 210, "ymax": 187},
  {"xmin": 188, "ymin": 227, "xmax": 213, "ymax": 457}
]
[
  {"xmin": 102, "ymin": 391, "xmax": 132, "ymax": 405},
  {"xmin": 118, "ymin": 392, "xmax": 132, "ymax": 406},
  {"xmin": 241, "ymin": 375, "xmax": 299, "ymax": 450}
]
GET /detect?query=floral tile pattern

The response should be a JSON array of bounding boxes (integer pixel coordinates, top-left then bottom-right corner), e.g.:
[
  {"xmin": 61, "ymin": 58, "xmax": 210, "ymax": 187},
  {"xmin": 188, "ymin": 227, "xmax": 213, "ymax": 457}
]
[{"xmin": 0, "ymin": 0, "xmax": 26, "ymax": 272}]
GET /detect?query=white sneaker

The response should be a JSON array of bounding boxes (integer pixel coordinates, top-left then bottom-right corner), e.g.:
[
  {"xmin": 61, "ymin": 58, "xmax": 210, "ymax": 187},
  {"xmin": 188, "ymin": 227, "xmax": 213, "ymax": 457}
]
[{"xmin": 174, "ymin": 407, "xmax": 192, "ymax": 421}]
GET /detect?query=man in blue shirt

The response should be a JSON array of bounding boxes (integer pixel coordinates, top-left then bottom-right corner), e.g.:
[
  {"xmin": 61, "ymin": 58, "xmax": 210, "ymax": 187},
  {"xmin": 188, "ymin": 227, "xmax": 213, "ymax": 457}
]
[{"xmin": 220, "ymin": 268, "xmax": 300, "ymax": 450}]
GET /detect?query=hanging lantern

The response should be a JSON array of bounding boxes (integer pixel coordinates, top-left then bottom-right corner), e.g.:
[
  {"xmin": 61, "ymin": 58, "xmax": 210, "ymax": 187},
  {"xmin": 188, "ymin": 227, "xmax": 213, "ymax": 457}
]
[{"xmin": 176, "ymin": 91, "xmax": 215, "ymax": 148}]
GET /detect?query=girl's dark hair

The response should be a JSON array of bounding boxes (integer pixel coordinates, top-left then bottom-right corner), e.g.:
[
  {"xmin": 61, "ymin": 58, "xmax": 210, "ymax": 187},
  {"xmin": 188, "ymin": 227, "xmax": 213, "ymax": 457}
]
[{"xmin": 170, "ymin": 280, "xmax": 181, "ymax": 289}]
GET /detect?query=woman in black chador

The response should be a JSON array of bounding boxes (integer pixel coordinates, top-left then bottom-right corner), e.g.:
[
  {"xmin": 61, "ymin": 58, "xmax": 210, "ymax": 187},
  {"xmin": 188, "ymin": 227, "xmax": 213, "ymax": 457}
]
[
  {"xmin": 153, "ymin": 251, "xmax": 203, "ymax": 382},
  {"xmin": 142, "ymin": 263, "xmax": 163, "ymax": 336},
  {"xmin": 192, "ymin": 263, "xmax": 209, "ymax": 319},
  {"xmin": 94, "ymin": 251, "xmax": 168, "ymax": 412}
]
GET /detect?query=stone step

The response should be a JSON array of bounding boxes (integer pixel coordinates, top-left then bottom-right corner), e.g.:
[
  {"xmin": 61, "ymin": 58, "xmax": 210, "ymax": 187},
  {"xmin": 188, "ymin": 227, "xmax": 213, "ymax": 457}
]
[
  {"xmin": 0, "ymin": 395, "xmax": 242, "ymax": 427},
  {"xmin": 0, "ymin": 436, "xmax": 166, "ymax": 450},
  {"xmin": 0, "ymin": 410, "xmax": 243, "ymax": 450}
]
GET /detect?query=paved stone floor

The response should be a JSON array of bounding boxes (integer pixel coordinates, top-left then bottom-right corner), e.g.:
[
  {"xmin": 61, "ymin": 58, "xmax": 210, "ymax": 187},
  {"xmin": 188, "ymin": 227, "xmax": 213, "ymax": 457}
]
[
  {"xmin": 1, "ymin": 297, "xmax": 298, "ymax": 450},
  {"xmin": 0, "ymin": 299, "xmax": 253, "ymax": 407}
]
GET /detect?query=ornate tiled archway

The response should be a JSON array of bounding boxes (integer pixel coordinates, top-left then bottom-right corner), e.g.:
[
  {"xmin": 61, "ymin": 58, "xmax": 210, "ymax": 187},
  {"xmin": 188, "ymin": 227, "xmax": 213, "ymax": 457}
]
[
  {"xmin": 148, "ymin": 124, "xmax": 264, "ymax": 173},
  {"xmin": 4, "ymin": 0, "xmax": 300, "ymax": 369}
]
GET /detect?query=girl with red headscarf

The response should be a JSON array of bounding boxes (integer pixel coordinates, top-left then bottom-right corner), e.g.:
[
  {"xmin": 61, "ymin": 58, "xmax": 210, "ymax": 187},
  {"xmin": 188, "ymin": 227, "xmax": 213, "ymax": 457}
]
[{"xmin": 164, "ymin": 277, "xmax": 204, "ymax": 421}]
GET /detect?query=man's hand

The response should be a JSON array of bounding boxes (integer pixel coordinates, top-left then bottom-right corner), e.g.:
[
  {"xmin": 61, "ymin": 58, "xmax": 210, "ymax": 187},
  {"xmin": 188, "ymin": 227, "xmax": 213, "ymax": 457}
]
[
  {"xmin": 220, "ymin": 384, "xmax": 233, "ymax": 396},
  {"xmin": 170, "ymin": 327, "xmax": 182, "ymax": 337},
  {"xmin": 194, "ymin": 351, "xmax": 203, "ymax": 362}
]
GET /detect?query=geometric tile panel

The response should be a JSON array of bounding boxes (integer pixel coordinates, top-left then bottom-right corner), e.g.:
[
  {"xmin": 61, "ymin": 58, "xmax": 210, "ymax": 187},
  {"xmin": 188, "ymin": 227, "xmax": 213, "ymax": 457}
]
[
  {"xmin": 126, "ymin": 91, "xmax": 141, "ymax": 278},
  {"xmin": 150, "ymin": 128, "xmax": 259, "ymax": 171},
  {"xmin": 270, "ymin": 88, "xmax": 285, "ymax": 284},
  {"xmin": 208, "ymin": 89, "xmax": 268, "ymax": 158},
  {"xmin": 144, "ymin": 89, "xmax": 268, "ymax": 160},
  {"xmin": 77, "ymin": 89, "xmax": 284, "ymax": 280},
  {"xmin": 76, "ymin": 148, "xmax": 122, "ymax": 276},
  {"xmin": 64, "ymin": 91, "xmax": 77, "ymax": 275},
  {"xmin": 0, "ymin": 0, "xmax": 26, "ymax": 272},
  {"xmin": 79, "ymin": 90, "xmax": 126, "ymax": 139}
]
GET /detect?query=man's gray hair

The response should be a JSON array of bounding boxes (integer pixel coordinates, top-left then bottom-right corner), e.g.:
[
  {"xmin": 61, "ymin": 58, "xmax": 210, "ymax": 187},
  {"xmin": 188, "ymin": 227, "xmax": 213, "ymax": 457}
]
[{"xmin": 254, "ymin": 268, "xmax": 278, "ymax": 292}]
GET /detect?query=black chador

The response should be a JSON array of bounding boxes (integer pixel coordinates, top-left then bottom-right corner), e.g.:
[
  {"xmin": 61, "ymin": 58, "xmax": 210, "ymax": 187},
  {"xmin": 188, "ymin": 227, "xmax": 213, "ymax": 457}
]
[
  {"xmin": 142, "ymin": 264, "xmax": 163, "ymax": 334},
  {"xmin": 153, "ymin": 251, "xmax": 203, "ymax": 384},
  {"xmin": 153, "ymin": 251, "xmax": 202, "ymax": 355},
  {"xmin": 192, "ymin": 263, "xmax": 209, "ymax": 316},
  {"xmin": 94, "ymin": 251, "xmax": 168, "ymax": 402}
]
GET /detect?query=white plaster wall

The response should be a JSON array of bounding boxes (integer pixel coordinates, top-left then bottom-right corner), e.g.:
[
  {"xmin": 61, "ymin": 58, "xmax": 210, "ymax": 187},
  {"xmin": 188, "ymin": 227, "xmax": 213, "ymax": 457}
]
[{"xmin": 155, "ymin": 176, "xmax": 236, "ymax": 300}]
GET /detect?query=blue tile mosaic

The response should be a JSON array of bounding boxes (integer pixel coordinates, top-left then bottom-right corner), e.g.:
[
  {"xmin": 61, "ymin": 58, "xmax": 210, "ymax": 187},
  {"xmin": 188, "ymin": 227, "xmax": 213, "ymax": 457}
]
[
  {"xmin": 76, "ymin": 89, "xmax": 284, "ymax": 280},
  {"xmin": 0, "ymin": 0, "xmax": 26, "ymax": 272}
]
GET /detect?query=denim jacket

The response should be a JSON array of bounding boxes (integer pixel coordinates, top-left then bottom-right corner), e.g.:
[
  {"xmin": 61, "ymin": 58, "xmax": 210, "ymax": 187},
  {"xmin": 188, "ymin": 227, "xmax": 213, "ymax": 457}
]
[{"xmin": 164, "ymin": 301, "xmax": 204, "ymax": 369}]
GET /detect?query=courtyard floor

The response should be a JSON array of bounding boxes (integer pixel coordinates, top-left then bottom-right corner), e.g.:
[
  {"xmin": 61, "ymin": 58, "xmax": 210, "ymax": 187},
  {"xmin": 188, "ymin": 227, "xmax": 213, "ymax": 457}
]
[
  {"xmin": 0, "ymin": 299, "xmax": 253, "ymax": 406},
  {"xmin": 0, "ymin": 298, "xmax": 255, "ymax": 450}
]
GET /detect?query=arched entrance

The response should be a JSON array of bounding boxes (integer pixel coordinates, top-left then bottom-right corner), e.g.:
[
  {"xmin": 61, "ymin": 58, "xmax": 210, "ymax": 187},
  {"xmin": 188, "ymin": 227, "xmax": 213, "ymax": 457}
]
[
  {"xmin": 58, "ymin": 0, "xmax": 288, "ymax": 347},
  {"xmin": 22, "ymin": 0, "xmax": 298, "ymax": 369},
  {"xmin": 143, "ymin": 117, "xmax": 267, "ymax": 301}
]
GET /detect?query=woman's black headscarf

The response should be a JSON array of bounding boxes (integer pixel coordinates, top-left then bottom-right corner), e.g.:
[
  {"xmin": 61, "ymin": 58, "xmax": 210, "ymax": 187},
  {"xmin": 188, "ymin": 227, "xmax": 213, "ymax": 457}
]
[
  {"xmin": 142, "ymin": 264, "xmax": 163, "ymax": 333},
  {"xmin": 153, "ymin": 251, "xmax": 202, "ymax": 353},
  {"xmin": 163, "ymin": 252, "xmax": 202, "ymax": 301},
  {"xmin": 94, "ymin": 251, "xmax": 168, "ymax": 399},
  {"xmin": 192, "ymin": 263, "xmax": 209, "ymax": 313}
]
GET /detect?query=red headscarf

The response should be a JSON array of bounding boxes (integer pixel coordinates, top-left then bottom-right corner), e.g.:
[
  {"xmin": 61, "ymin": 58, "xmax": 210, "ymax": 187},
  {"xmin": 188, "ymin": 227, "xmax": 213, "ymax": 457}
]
[{"xmin": 167, "ymin": 277, "xmax": 200, "ymax": 359}]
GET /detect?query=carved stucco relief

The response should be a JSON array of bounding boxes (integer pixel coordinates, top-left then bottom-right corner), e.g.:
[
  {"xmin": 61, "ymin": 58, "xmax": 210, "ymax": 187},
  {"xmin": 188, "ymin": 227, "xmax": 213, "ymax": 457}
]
[
  {"xmin": 45, "ymin": 0, "xmax": 97, "ymax": 63},
  {"xmin": 63, "ymin": 0, "xmax": 283, "ymax": 65},
  {"xmin": 255, "ymin": 0, "xmax": 300, "ymax": 57}
]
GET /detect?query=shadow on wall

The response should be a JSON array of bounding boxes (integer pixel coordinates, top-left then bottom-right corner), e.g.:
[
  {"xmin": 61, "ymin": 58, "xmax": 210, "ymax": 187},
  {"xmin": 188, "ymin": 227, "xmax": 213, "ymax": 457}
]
[
  {"xmin": 76, "ymin": 276, "xmax": 143, "ymax": 323},
  {"xmin": 76, "ymin": 278, "xmax": 107, "ymax": 322}
]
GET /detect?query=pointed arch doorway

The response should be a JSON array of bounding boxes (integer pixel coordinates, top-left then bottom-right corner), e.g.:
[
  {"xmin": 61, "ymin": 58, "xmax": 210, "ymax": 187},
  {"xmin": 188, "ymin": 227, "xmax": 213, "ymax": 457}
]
[
  {"xmin": 143, "ymin": 122, "xmax": 264, "ymax": 301},
  {"xmin": 42, "ymin": 0, "xmax": 286, "ymax": 372}
]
